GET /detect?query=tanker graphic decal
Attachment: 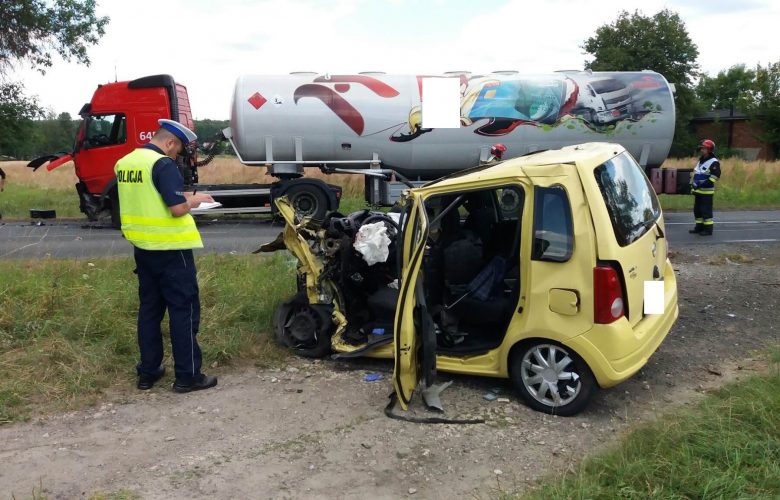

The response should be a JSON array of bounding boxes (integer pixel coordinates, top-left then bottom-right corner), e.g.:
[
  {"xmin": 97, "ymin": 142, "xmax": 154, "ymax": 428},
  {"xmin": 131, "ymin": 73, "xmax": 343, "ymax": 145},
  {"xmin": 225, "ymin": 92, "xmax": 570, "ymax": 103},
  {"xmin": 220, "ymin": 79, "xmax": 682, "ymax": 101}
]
[
  {"xmin": 293, "ymin": 75, "xmax": 399, "ymax": 135},
  {"xmin": 234, "ymin": 71, "xmax": 674, "ymax": 176},
  {"xmin": 290, "ymin": 72, "xmax": 667, "ymax": 142}
]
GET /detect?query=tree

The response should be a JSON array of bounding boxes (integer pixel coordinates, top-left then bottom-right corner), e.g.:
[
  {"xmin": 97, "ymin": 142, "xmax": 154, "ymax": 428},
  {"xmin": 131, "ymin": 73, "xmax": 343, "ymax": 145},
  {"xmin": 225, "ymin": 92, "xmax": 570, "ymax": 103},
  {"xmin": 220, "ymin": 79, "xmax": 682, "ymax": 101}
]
[
  {"xmin": 0, "ymin": 1, "xmax": 108, "ymax": 158},
  {"xmin": 696, "ymin": 65, "xmax": 756, "ymax": 111},
  {"xmin": 752, "ymin": 61, "xmax": 780, "ymax": 156},
  {"xmin": 582, "ymin": 9, "xmax": 701, "ymax": 156},
  {"xmin": 0, "ymin": 82, "xmax": 43, "ymax": 159},
  {"xmin": 0, "ymin": 0, "xmax": 109, "ymax": 74},
  {"xmin": 194, "ymin": 119, "xmax": 234, "ymax": 155},
  {"xmin": 31, "ymin": 111, "xmax": 78, "ymax": 156}
]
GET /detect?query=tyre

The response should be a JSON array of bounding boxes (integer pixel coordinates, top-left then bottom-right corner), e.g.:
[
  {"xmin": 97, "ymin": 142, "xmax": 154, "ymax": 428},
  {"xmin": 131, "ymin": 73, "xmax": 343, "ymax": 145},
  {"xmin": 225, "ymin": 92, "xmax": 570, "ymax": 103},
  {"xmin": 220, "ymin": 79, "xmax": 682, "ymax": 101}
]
[
  {"xmin": 272, "ymin": 293, "xmax": 333, "ymax": 358},
  {"xmin": 509, "ymin": 340, "xmax": 596, "ymax": 416},
  {"xmin": 285, "ymin": 184, "xmax": 329, "ymax": 223}
]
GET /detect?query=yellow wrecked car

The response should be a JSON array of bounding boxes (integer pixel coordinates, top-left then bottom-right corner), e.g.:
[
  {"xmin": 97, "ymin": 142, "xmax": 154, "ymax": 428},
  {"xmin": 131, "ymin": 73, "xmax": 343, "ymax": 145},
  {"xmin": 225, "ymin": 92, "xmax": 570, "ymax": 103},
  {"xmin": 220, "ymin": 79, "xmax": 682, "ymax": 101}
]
[{"xmin": 261, "ymin": 142, "xmax": 678, "ymax": 416}]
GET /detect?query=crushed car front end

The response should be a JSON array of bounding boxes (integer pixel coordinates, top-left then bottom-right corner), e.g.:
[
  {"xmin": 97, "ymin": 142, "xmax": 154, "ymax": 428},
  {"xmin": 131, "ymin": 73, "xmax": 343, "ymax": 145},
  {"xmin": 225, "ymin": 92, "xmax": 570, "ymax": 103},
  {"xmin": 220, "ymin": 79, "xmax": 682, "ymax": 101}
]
[{"xmin": 259, "ymin": 197, "xmax": 405, "ymax": 359}]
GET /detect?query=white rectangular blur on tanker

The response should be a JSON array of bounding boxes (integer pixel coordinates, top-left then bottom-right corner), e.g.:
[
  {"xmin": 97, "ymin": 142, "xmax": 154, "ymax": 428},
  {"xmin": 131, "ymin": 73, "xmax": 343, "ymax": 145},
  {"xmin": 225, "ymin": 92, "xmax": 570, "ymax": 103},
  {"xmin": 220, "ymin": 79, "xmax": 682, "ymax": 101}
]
[{"xmin": 230, "ymin": 71, "xmax": 675, "ymax": 178}]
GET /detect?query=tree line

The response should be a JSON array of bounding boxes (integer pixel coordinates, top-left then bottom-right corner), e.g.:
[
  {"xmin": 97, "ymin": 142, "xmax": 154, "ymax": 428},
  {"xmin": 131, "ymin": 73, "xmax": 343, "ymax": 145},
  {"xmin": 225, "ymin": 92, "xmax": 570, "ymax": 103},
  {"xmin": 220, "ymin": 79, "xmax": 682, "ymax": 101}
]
[
  {"xmin": 0, "ymin": 111, "xmax": 232, "ymax": 160},
  {"xmin": 1, "ymin": 3, "xmax": 778, "ymax": 160}
]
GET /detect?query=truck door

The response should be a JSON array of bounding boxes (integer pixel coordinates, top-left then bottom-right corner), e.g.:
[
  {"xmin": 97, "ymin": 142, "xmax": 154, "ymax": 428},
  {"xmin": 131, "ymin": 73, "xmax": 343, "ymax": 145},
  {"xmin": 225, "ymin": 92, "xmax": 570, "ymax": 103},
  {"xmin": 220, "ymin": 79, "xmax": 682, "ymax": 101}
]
[
  {"xmin": 392, "ymin": 194, "xmax": 434, "ymax": 409},
  {"xmin": 74, "ymin": 113, "xmax": 131, "ymax": 195}
]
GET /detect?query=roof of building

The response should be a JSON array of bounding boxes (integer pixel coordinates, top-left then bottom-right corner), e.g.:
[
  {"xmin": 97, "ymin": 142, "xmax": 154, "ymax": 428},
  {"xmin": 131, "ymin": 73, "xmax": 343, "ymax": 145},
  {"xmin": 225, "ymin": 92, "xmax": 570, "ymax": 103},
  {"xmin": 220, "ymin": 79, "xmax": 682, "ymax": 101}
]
[{"xmin": 692, "ymin": 108, "xmax": 750, "ymax": 122}]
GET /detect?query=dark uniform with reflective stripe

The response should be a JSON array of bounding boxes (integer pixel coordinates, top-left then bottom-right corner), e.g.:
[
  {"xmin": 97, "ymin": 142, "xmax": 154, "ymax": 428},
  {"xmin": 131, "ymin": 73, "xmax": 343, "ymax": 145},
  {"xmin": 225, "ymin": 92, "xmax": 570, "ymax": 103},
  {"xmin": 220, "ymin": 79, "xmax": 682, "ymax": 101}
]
[
  {"xmin": 126, "ymin": 144, "xmax": 204, "ymax": 385},
  {"xmin": 691, "ymin": 154, "xmax": 721, "ymax": 235}
]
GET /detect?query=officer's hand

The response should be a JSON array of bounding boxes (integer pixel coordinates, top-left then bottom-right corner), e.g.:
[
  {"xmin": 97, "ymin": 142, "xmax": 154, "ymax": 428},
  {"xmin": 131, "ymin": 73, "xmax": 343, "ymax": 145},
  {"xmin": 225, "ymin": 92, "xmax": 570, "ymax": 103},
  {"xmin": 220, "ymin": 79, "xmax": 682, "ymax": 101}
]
[{"xmin": 188, "ymin": 193, "xmax": 215, "ymax": 208}]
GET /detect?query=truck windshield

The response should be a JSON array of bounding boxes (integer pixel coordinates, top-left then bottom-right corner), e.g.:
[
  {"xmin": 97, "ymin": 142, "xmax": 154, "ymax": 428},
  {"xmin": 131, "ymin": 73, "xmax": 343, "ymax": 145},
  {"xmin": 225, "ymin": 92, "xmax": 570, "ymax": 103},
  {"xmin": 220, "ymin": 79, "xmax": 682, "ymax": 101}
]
[
  {"xmin": 82, "ymin": 114, "xmax": 127, "ymax": 149},
  {"xmin": 594, "ymin": 152, "xmax": 661, "ymax": 246},
  {"xmin": 590, "ymin": 79, "xmax": 625, "ymax": 94}
]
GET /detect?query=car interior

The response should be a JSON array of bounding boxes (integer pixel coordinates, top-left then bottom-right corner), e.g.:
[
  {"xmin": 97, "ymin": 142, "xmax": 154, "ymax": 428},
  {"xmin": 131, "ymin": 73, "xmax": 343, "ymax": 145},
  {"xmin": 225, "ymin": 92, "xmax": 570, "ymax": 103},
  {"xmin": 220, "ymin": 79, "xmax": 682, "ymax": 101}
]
[{"xmin": 337, "ymin": 186, "xmax": 524, "ymax": 356}]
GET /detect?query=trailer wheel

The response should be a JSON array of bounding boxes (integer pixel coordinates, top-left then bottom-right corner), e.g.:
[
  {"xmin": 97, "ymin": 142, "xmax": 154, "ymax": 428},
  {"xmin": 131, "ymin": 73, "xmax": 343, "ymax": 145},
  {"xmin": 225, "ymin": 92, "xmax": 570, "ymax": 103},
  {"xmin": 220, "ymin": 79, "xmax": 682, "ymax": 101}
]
[
  {"xmin": 109, "ymin": 188, "xmax": 121, "ymax": 229},
  {"xmin": 286, "ymin": 184, "xmax": 328, "ymax": 223}
]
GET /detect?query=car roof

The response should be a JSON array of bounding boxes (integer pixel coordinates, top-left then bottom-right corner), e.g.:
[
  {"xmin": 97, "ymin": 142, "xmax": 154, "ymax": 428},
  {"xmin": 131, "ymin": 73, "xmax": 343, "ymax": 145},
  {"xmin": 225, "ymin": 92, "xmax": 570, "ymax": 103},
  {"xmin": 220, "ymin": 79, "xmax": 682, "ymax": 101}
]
[
  {"xmin": 511, "ymin": 142, "xmax": 624, "ymax": 172},
  {"xmin": 418, "ymin": 142, "xmax": 624, "ymax": 191}
]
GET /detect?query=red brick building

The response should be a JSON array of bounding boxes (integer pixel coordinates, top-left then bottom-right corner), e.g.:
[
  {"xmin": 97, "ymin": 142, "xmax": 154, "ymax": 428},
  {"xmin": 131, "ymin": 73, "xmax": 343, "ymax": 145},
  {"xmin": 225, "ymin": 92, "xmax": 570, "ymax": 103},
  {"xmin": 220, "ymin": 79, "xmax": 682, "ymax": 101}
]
[{"xmin": 691, "ymin": 109, "xmax": 775, "ymax": 161}]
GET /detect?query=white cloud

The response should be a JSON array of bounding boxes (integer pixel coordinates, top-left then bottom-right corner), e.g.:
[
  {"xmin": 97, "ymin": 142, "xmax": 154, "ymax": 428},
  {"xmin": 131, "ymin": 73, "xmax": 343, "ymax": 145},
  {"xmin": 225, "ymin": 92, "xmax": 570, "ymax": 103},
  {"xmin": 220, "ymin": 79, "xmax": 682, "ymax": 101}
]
[{"xmin": 9, "ymin": 0, "xmax": 779, "ymax": 119}]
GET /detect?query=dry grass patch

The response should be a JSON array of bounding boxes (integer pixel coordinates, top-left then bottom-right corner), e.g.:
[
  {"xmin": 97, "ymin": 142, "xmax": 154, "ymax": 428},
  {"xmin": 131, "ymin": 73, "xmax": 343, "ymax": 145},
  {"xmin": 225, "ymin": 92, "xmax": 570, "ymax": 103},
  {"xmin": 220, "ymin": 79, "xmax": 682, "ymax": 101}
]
[{"xmin": 707, "ymin": 253, "xmax": 755, "ymax": 265}]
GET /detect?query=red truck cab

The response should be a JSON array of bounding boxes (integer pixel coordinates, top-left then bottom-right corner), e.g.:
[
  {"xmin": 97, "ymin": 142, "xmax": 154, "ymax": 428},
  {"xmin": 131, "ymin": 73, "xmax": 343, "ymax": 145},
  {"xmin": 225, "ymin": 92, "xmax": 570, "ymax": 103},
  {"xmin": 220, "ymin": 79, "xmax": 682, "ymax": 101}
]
[{"xmin": 62, "ymin": 75, "xmax": 194, "ymax": 224}]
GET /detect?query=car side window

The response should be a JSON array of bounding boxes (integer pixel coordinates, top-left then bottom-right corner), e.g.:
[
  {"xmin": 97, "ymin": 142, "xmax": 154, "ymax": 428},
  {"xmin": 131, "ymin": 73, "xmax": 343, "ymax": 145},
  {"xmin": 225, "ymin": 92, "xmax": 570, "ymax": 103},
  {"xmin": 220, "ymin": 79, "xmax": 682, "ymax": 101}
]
[
  {"xmin": 83, "ymin": 114, "xmax": 127, "ymax": 149},
  {"xmin": 532, "ymin": 185, "xmax": 573, "ymax": 262}
]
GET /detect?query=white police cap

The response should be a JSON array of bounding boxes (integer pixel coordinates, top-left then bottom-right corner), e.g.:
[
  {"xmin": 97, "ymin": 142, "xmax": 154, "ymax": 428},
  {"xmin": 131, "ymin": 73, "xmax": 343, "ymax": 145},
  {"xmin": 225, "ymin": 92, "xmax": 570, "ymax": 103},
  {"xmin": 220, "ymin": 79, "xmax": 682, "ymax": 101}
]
[{"xmin": 158, "ymin": 119, "xmax": 197, "ymax": 144}]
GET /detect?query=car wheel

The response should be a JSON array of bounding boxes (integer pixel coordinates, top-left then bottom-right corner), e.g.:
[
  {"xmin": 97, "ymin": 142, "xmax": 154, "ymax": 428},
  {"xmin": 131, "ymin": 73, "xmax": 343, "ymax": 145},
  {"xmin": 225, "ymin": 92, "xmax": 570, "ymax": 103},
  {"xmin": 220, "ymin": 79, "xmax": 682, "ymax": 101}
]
[
  {"xmin": 510, "ymin": 340, "xmax": 596, "ymax": 416},
  {"xmin": 273, "ymin": 293, "xmax": 333, "ymax": 358}
]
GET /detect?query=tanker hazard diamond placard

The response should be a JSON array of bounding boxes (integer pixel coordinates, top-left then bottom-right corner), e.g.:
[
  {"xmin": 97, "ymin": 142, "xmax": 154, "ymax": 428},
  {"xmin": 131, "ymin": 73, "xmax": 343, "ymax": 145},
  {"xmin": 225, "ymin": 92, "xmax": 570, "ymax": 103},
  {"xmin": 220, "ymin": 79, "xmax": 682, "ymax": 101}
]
[{"xmin": 248, "ymin": 92, "xmax": 267, "ymax": 110}]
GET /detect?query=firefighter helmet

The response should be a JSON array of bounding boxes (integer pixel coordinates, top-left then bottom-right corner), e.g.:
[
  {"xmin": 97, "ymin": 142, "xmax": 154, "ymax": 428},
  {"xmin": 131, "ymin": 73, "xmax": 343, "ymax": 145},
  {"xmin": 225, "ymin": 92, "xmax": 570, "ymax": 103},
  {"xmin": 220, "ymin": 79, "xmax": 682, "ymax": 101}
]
[
  {"xmin": 491, "ymin": 143, "xmax": 507, "ymax": 159},
  {"xmin": 699, "ymin": 139, "xmax": 715, "ymax": 152}
]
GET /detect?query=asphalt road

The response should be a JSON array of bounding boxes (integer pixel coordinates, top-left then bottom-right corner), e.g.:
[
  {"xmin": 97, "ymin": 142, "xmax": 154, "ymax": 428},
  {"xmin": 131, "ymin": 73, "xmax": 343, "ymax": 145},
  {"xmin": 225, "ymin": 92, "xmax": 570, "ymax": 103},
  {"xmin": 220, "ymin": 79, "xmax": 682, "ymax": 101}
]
[
  {"xmin": 1, "ymin": 210, "xmax": 779, "ymax": 259},
  {"xmin": 0, "ymin": 218, "xmax": 285, "ymax": 259}
]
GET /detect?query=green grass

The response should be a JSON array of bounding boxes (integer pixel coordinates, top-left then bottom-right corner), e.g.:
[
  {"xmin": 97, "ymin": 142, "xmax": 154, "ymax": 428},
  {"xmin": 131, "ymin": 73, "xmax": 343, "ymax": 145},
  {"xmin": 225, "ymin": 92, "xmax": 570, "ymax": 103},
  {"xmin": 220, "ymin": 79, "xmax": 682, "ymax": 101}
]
[
  {"xmin": 659, "ymin": 159, "xmax": 780, "ymax": 211},
  {"xmin": 0, "ymin": 254, "xmax": 297, "ymax": 423},
  {"xmin": 659, "ymin": 186, "xmax": 780, "ymax": 211},
  {"xmin": 0, "ymin": 186, "xmax": 83, "ymax": 219},
  {"xmin": 518, "ymin": 352, "xmax": 780, "ymax": 499},
  {"xmin": 88, "ymin": 490, "xmax": 141, "ymax": 500}
]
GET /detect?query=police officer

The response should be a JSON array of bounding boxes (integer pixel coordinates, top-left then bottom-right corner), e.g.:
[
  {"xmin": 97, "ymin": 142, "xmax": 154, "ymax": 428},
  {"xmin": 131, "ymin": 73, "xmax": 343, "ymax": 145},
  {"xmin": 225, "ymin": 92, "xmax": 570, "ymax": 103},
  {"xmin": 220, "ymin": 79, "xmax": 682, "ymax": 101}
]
[
  {"xmin": 115, "ymin": 119, "xmax": 218, "ymax": 392},
  {"xmin": 689, "ymin": 139, "xmax": 721, "ymax": 236}
]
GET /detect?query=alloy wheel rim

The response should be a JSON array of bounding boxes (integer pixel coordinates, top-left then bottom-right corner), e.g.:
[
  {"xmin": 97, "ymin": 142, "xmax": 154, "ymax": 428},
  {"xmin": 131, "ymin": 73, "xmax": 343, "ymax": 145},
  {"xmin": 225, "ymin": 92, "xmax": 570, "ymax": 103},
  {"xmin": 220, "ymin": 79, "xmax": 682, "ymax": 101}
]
[{"xmin": 520, "ymin": 344, "xmax": 582, "ymax": 407}]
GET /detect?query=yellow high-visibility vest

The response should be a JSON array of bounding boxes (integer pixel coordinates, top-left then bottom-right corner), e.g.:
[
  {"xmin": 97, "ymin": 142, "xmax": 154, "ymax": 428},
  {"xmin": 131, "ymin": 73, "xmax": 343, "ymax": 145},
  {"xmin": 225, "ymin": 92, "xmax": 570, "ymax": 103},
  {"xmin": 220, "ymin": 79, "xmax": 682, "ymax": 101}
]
[{"xmin": 114, "ymin": 148, "xmax": 203, "ymax": 250}]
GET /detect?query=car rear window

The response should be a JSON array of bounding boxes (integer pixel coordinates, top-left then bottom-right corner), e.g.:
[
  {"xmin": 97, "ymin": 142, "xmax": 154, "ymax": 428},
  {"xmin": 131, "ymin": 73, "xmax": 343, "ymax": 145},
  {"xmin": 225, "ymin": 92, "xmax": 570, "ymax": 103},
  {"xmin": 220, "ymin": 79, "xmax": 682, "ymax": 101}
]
[{"xmin": 594, "ymin": 152, "xmax": 661, "ymax": 246}]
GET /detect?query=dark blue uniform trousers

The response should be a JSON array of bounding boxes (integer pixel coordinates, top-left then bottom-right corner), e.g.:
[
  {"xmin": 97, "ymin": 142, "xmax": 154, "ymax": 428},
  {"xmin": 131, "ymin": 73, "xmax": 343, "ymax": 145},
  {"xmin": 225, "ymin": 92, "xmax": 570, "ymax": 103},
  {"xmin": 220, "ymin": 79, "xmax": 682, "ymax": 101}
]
[{"xmin": 134, "ymin": 247, "xmax": 202, "ymax": 385}]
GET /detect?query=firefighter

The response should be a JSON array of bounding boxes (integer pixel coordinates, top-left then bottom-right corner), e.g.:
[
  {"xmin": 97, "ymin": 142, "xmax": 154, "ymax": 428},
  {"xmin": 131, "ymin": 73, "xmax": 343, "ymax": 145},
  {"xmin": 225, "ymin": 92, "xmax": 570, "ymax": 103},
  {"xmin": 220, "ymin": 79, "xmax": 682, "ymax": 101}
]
[
  {"xmin": 115, "ymin": 119, "xmax": 218, "ymax": 392},
  {"xmin": 484, "ymin": 143, "xmax": 507, "ymax": 164},
  {"xmin": 689, "ymin": 139, "xmax": 720, "ymax": 236}
]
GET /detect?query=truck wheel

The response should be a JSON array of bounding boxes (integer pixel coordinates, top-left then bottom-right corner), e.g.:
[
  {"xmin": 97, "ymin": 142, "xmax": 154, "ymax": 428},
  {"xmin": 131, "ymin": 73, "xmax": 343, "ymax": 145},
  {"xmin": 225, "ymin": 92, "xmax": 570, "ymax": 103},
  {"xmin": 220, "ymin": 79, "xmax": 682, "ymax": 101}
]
[
  {"xmin": 109, "ymin": 188, "xmax": 121, "ymax": 229},
  {"xmin": 273, "ymin": 293, "xmax": 333, "ymax": 358},
  {"xmin": 509, "ymin": 340, "xmax": 596, "ymax": 416},
  {"xmin": 285, "ymin": 184, "xmax": 328, "ymax": 223}
]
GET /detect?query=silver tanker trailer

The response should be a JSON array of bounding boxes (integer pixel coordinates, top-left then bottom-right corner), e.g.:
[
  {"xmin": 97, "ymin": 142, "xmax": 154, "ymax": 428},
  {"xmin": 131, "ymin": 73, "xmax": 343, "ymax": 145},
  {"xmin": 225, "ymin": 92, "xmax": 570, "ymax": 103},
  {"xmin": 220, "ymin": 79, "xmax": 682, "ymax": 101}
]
[{"xmin": 222, "ymin": 70, "xmax": 675, "ymax": 212}]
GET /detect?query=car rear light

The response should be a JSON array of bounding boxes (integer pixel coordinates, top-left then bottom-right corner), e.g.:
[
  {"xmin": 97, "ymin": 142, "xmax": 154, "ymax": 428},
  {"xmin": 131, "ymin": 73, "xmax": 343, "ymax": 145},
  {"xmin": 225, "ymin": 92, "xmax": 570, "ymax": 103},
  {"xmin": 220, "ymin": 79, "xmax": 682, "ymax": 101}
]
[{"xmin": 594, "ymin": 265, "xmax": 625, "ymax": 324}]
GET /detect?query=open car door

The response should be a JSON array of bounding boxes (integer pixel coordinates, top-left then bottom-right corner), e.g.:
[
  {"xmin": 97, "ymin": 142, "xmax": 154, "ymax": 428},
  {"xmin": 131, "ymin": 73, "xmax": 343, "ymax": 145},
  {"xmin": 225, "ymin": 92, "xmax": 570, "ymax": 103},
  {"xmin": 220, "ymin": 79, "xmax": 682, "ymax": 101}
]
[{"xmin": 392, "ymin": 193, "xmax": 435, "ymax": 410}]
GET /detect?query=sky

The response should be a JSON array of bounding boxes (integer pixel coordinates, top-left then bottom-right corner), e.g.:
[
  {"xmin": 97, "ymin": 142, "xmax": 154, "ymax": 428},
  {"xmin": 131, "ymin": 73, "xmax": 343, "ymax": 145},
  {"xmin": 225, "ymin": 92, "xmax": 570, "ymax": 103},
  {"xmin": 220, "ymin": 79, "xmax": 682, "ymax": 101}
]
[{"xmin": 8, "ymin": 0, "xmax": 780, "ymax": 119}]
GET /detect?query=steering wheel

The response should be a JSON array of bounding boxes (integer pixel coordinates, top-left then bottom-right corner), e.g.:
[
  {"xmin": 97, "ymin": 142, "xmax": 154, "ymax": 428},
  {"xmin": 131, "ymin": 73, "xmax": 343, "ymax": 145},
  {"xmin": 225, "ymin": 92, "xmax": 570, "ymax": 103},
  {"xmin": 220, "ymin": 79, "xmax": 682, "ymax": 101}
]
[
  {"xmin": 90, "ymin": 134, "xmax": 111, "ymax": 146},
  {"xmin": 362, "ymin": 213, "xmax": 400, "ymax": 241}
]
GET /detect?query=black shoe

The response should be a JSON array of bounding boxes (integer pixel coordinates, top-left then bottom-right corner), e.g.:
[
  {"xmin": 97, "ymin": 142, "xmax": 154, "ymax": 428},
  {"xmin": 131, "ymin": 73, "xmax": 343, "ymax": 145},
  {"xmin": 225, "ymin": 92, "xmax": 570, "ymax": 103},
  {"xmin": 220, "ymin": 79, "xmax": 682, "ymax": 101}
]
[
  {"xmin": 137, "ymin": 365, "xmax": 166, "ymax": 390},
  {"xmin": 172, "ymin": 374, "xmax": 218, "ymax": 393},
  {"xmin": 688, "ymin": 224, "xmax": 703, "ymax": 234},
  {"xmin": 699, "ymin": 226, "xmax": 713, "ymax": 236}
]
